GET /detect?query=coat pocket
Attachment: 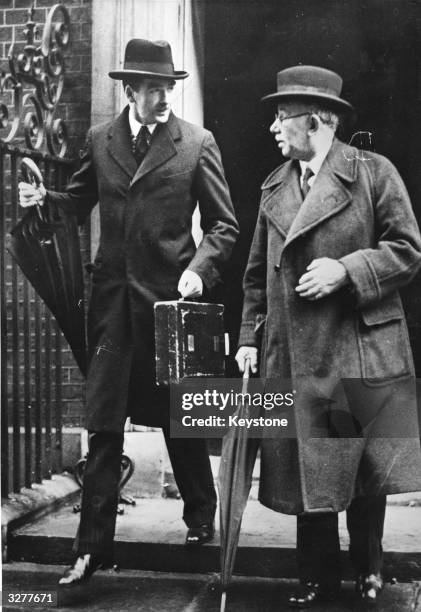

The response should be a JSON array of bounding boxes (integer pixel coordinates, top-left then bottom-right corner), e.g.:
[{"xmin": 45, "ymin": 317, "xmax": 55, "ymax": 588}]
[
  {"xmin": 160, "ymin": 170, "xmax": 192, "ymax": 179},
  {"xmin": 254, "ymin": 313, "xmax": 267, "ymax": 335},
  {"xmin": 357, "ymin": 298, "xmax": 413, "ymax": 384}
]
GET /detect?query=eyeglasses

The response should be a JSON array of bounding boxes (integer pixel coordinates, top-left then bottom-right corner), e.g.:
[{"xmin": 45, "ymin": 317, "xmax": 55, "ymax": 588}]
[{"xmin": 273, "ymin": 111, "xmax": 311, "ymax": 125}]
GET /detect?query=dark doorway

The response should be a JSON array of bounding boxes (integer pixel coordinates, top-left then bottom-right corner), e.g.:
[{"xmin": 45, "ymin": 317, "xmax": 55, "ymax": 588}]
[{"xmin": 204, "ymin": 0, "xmax": 421, "ymax": 373}]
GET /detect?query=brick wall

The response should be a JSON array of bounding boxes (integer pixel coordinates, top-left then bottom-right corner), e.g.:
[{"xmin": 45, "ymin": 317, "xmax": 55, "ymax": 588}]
[{"xmin": 1, "ymin": 0, "xmax": 93, "ymax": 427}]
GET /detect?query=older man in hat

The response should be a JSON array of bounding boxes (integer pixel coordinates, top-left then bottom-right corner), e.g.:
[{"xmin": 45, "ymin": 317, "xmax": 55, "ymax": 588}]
[
  {"xmin": 19, "ymin": 39, "xmax": 238, "ymax": 585},
  {"xmin": 236, "ymin": 65, "xmax": 421, "ymax": 606}
]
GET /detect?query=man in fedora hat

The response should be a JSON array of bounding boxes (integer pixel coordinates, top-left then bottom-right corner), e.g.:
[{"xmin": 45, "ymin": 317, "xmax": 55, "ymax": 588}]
[
  {"xmin": 19, "ymin": 38, "xmax": 238, "ymax": 585},
  {"xmin": 236, "ymin": 65, "xmax": 421, "ymax": 606}
]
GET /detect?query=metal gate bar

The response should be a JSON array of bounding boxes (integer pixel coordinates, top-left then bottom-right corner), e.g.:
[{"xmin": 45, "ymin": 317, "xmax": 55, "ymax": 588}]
[
  {"xmin": 23, "ymin": 276, "xmax": 32, "ymax": 489},
  {"xmin": 10, "ymin": 151, "xmax": 21, "ymax": 493},
  {"xmin": 1, "ymin": 147, "xmax": 9, "ymax": 495},
  {"xmin": 1, "ymin": 145, "xmax": 75, "ymax": 495}
]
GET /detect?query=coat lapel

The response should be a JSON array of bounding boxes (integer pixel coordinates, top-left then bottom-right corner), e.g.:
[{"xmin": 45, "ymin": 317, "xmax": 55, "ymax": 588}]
[
  {"xmin": 130, "ymin": 112, "xmax": 180, "ymax": 187},
  {"xmin": 284, "ymin": 139, "xmax": 358, "ymax": 247},
  {"xmin": 107, "ymin": 106, "xmax": 137, "ymax": 179},
  {"xmin": 262, "ymin": 161, "xmax": 303, "ymax": 238}
]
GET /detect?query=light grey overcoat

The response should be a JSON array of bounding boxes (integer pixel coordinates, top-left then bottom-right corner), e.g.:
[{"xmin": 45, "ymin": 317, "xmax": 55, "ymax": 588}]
[{"xmin": 239, "ymin": 138, "xmax": 421, "ymax": 514}]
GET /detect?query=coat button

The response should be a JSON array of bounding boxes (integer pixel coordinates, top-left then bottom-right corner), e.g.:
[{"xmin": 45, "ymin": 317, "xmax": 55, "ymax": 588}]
[{"xmin": 274, "ymin": 264, "xmax": 281, "ymax": 273}]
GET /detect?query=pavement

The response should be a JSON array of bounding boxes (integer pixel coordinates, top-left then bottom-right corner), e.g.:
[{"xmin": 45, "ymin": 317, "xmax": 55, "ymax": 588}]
[
  {"xmin": 2, "ymin": 494, "xmax": 421, "ymax": 611},
  {"xmin": 2, "ymin": 562, "xmax": 421, "ymax": 611}
]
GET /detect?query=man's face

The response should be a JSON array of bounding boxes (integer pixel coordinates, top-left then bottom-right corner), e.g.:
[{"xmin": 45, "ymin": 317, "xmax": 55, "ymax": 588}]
[
  {"xmin": 269, "ymin": 102, "xmax": 314, "ymax": 161},
  {"xmin": 129, "ymin": 77, "xmax": 176, "ymax": 124}
]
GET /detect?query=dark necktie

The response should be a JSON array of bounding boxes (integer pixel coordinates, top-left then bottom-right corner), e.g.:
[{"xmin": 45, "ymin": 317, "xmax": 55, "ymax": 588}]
[
  {"xmin": 133, "ymin": 125, "xmax": 151, "ymax": 165},
  {"xmin": 301, "ymin": 166, "xmax": 314, "ymax": 199}
]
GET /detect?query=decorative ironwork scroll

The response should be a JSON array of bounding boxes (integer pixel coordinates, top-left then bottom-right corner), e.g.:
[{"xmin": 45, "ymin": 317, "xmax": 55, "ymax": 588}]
[{"xmin": 0, "ymin": 4, "xmax": 70, "ymax": 157}]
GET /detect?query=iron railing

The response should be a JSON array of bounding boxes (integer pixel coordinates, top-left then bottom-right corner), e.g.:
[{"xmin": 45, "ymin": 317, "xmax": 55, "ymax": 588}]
[{"xmin": 1, "ymin": 4, "xmax": 76, "ymax": 496}]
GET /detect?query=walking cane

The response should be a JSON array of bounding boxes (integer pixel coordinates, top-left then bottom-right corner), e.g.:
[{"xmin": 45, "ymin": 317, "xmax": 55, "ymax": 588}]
[{"xmin": 219, "ymin": 356, "xmax": 254, "ymax": 612}]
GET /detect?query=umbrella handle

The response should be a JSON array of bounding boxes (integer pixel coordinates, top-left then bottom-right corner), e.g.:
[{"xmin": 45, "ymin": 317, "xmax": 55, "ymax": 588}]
[
  {"xmin": 20, "ymin": 157, "xmax": 45, "ymax": 221},
  {"xmin": 21, "ymin": 157, "xmax": 44, "ymax": 187}
]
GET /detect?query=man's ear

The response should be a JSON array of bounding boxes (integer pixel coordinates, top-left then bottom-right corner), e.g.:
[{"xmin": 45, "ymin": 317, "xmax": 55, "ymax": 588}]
[
  {"xmin": 124, "ymin": 84, "xmax": 134, "ymax": 102},
  {"xmin": 309, "ymin": 114, "xmax": 319, "ymax": 133}
]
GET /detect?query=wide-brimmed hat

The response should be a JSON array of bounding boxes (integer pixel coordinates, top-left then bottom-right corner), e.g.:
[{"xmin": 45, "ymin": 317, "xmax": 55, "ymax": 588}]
[
  {"xmin": 261, "ymin": 65, "xmax": 353, "ymax": 112},
  {"xmin": 109, "ymin": 38, "xmax": 188, "ymax": 81}
]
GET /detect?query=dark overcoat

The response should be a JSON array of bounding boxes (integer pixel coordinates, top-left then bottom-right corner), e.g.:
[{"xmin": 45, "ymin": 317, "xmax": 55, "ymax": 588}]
[
  {"xmin": 48, "ymin": 108, "xmax": 238, "ymax": 432},
  {"xmin": 239, "ymin": 138, "xmax": 421, "ymax": 514}
]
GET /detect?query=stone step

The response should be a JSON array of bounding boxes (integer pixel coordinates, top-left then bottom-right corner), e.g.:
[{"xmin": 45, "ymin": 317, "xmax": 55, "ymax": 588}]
[
  {"xmin": 3, "ymin": 562, "xmax": 420, "ymax": 612},
  {"xmin": 7, "ymin": 498, "xmax": 421, "ymax": 581}
]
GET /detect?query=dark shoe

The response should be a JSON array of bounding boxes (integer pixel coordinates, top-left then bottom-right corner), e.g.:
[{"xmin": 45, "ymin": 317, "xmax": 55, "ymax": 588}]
[
  {"xmin": 58, "ymin": 554, "xmax": 102, "ymax": 587},
  {"xmin": 355, "ymin": 573, "xmax": 383, "ymax": 606},
  {"xmin": 288, "ymin": 582, "xmax": 337, "ymax": 608},
  {"xmin": 185, "ymin": 522, "xmax": 215, "ymax": 546}
]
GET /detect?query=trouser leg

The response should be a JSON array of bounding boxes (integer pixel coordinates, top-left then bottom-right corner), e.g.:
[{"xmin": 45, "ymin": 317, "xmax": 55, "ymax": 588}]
[
  {"xmin": 347, "ymin": 495, "xmax": 386, "ymax": 576},
  {"xmin": 74, "ymin": 431, "xmax": 124, "ymax": 563},
  {"xmin": 296, "ymin": 512, "xmax": 341, "ymax": 591},
  {"xmin": 163, "ymin": 430, "xmax": 217, "ymax": 527}
]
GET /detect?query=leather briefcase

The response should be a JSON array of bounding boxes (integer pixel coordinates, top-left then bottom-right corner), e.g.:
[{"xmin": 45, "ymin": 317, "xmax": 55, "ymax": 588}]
[{"xmin": 154, "ymin": 300, "xmax": 225, "ymax": 385}]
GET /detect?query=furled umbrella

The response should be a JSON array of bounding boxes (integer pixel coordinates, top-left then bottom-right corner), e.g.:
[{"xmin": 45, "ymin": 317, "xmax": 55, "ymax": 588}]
[
  {"xmin": 217, "ymin": 359, "xmax": 260, "ymax": 612},
  {"xmin": 6, "ymin": 157, "xmax": 87, "ymax": 375}
]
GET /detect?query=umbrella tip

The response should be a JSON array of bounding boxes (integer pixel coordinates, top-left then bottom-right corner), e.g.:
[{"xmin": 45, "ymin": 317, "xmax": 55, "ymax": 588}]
[{"xmin": 220, "ymin": 590, "xmax": 227, "ymax": 612}]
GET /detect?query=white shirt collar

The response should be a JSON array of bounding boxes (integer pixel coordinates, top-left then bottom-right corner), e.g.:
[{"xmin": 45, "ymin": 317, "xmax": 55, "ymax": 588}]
[
  {"xmin": 299, "ymin": 137, "xmax": 334, "ymax": 185},
  {"xmin": 128, "ymin": 104, "xmax": 157, "ymax": 137}
]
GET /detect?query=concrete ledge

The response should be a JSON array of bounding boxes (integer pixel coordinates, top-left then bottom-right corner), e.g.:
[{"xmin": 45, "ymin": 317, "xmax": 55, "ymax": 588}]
[
  {"xmin": 8, "ymin": 498, "xmax": 421, "ymax": 581},
  {"xmin": 1, "ymin": 474, "xmax": 80, "ymax": 563},
  {"xmin": 3, "ymin": 563, "xmax": 419, "ymax": 612}
]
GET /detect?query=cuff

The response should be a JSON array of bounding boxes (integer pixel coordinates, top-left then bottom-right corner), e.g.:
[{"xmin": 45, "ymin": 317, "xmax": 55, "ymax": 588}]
[{"xmin": 339, "ymin": 251, "xmax": 379, "ymax": 307}]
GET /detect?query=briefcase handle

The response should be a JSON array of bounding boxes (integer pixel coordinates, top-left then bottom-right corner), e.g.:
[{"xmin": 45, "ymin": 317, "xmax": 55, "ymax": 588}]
[{"xmin": 178, "ymin": 296, "xmax": 200, "ymax": 302}]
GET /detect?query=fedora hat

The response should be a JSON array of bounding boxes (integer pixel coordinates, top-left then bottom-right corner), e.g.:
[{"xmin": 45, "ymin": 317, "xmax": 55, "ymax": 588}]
[
  {"xmin": 109, "ymin": 38, "xmax": 188, "ymax": 81},
  {"xmin": 261, "ymin": 65, "xmax": 353, "ymax": 112}
]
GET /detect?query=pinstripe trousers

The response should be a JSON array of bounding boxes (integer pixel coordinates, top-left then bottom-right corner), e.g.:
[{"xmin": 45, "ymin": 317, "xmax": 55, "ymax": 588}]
[{"xmin": 74, "ymin": 430, "xmax": 217, "ymax": 563}]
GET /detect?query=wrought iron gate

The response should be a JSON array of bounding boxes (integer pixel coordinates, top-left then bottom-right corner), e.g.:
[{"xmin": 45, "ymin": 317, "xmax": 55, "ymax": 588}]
[{"xmin": 1, "ymin": 5, "xmax": 78, "ymax": 496}]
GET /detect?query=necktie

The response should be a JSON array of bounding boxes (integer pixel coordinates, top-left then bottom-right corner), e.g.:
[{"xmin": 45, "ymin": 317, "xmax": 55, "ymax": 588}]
[
  {"xmin": 301, "ymin": 166, "xmax": 314, "ymax": 199},
  {"xmin": 133, "ymin": 125, "xmax": 151, "ymax": 165}
]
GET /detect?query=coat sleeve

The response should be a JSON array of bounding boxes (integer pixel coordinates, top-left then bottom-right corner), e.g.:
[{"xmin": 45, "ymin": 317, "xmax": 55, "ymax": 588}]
[
  {"xmin": 238, "ymin": 205, "xmax": 268, "ymax": 347},
  {"xmin": 339, "ymin": 156, "xmax": 421, "ymax": 308},
  {"xmin": 45, "ymin": 129, "xmax": 99, "ymax": 225},
  {"xmin": 188, "ymin": 131, "xmax": 239, "ymax": 290}
]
